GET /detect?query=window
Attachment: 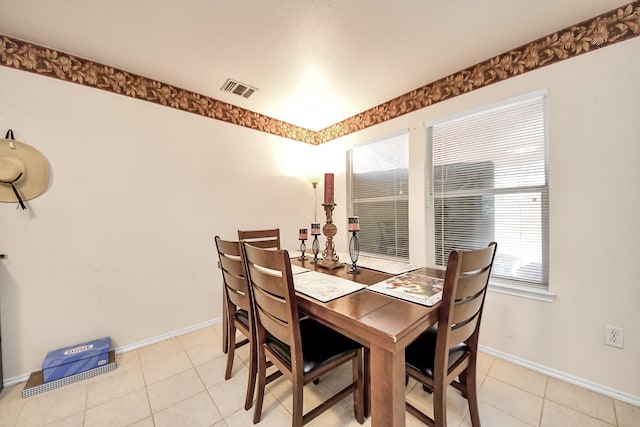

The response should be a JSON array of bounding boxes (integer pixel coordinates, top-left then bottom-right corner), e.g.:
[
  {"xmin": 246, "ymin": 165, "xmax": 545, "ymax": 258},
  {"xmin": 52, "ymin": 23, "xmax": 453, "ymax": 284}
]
[
  {"xmin": 348, "ymin": 133, "xmax": 409, "ymax": 260},
  {"xmin": 427, "ymin": 93, "xmax": 549, "ymax": 290}
]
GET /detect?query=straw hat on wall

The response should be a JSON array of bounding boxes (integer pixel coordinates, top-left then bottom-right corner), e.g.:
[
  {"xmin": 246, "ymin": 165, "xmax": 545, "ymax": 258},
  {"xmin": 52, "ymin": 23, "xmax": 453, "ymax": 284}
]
[{"xmin": 0, "ymin": 130, "xmax": 49, "ymax": 209}]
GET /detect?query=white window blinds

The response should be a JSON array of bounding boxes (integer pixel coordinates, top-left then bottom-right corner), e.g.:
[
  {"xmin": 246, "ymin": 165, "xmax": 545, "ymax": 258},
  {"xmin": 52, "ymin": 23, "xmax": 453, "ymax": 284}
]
[
  {"xmin": 348, "ymin": 133, "xmax": 409, "ymax": 260},
  {"xmin": 429, "ymin": 94, "xmax": 548, "ymax": 288}
]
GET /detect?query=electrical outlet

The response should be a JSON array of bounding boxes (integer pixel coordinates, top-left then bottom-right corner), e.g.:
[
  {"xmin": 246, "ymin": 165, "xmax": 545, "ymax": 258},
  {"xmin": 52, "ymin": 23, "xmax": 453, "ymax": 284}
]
[{"xmin": 605, "ymin": 325, "xmax": 624, "ymax": 349}]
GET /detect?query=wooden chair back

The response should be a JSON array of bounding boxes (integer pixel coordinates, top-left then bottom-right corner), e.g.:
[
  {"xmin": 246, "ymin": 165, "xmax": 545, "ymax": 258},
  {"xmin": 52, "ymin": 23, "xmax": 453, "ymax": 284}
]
[
  {"xmin": 405, "ymin": 242, "xmax": 497, "ymax": 427},
  {"xmin": 242, "ymin": 241, "xmax": 364, "ymax": 426},
  {"xmin": 237, "ymin": 228, "xmax": 281, "ymax": 250},
  {"xmin": 215, "ymin": 237, "xmax": 251, "ymax": 313},
  {"xmin": 436, "ymin": 241, "xmax": 497, "ymax": 365},
  {"xmin": 214, "ymin": 236, "xmax": 257, "ymax": 410},
  {"xmin": 241, "ymin": 242, "xmax": 301, "ymax": 364}
]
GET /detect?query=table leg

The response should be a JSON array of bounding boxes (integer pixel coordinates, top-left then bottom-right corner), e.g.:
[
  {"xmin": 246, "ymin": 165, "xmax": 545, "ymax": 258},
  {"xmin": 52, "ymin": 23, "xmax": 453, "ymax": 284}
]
[
  {"xmin": 369, "ymin": 344, "xmax": 405, "ymax": 427},
  {"xmin": 363, "ymin": 347, "xmax": 370, "ymax": 417}
]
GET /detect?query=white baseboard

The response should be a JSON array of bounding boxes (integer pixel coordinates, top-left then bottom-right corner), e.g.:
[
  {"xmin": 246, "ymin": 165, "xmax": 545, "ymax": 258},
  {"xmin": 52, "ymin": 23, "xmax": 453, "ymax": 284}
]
[
  {"xmin": 3, "ymin": 373, "xmax": 30, "ymax": 387},
  {"xmin": 2, "ymin": 318, "xmax": 223, "ymax": 388},
  {"xmin": 5, "ymin": 321, "xmax": 637, "ymax": 408},
  {"xmin": 480, "ymin": 345, "xmax": 640, "ymax": 407},
  {"xmin": 113, "ymin": 318, "xmax": 221, "ymax": 355}
]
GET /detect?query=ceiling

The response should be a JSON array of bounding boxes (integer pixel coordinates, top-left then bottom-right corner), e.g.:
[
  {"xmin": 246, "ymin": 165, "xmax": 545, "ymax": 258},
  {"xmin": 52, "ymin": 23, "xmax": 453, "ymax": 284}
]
[{"xmin": 0, "ymin": 0, "xmax": 630, "ymax": 131}]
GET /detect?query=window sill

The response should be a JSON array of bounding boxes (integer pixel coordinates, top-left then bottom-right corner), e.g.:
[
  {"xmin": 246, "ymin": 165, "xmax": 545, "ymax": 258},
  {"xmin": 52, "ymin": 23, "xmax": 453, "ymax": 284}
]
[{"xmin": 488, "ymin": 280, "xmax": 556, "ymax": 302}]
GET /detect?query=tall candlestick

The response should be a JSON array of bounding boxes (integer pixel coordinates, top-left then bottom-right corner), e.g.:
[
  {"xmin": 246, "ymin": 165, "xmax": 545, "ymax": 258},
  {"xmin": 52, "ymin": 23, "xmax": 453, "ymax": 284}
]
[
  {"xmin": 324, "ymin": 173, "xmax": 334, "ymax": 205},
  {"xmin": 318, "ymin": 202, "xmax": 342, "ymax": 270}
]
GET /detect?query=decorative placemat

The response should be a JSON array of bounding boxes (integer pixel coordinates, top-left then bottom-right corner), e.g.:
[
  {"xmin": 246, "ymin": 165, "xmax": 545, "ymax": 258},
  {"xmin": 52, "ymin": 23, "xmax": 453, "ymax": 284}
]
[
  {"xmin": 294, "ymin": 271, "xmax": 366, "ymax": 302},
  {"xmin": 356, "ymin": 255, "xmax": 421, "ymax": 275},
  {"xmin": 369, "ymin": 272, "xmax": 444, "ymax": 306}
]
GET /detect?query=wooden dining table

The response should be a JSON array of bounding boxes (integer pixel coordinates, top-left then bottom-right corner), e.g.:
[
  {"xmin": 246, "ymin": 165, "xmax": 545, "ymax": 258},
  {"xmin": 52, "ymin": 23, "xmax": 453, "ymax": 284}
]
[{"xmin": 291, "ymin": 258, "xmax": 443, "ymax": 427}]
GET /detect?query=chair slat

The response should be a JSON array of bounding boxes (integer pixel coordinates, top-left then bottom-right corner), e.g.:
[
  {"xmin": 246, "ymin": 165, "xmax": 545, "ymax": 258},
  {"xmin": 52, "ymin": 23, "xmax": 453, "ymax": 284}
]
[
  {"xmin": 224, "ymin": 273, "xmax": 248, "ymax": 293},
  {"xmin": 457, "ymin": 269, "xmax": 490, "ymax": 299},
  {"xmin": 244, "ymin": 239, "xmax": 279, "ymax": 249},
  {"xmin": 257, "ymin": 307, "xmax": 291, "ymax": 344},
  {"xmin": 216, "ymin": 238, "xmax": 242, "ymax": 256},
  {"xmin": 459, "ymin": 245, "xmax": 496, "ymax": 272},
  {"xmin": 249, "ymin": 265, "xmax": 286, "ymax": 297},
  {"xmin": 226, "ymin": 287, "xmax": 250, "ymax": 311},
  {"xmin": 451, "ymin": 294, "xmax": 483, "ymax": 325},
  {"xmin": 220, "ymin": 254, "xmax": 245, "ymax": 276},
  {"xmin": 238, "ymin": 228, "xmax": 281, "ymax": 250},
  {"xmin": 253, "ymin": 285, "xmax": 289, "ymax": 324},
  {"xmin": 450, "ymin": 312, "xmax": 479, "ymax": 345}
]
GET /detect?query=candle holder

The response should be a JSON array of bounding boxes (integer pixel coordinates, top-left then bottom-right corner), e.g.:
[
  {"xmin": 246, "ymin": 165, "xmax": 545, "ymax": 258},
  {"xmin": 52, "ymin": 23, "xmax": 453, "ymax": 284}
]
[
  {"xmin": 298, "ymin": 228, "xmax": 308, "ymax": 260},
  {"xmin": 299, "ymin": 238, "xmax": 307, "ymax": 260},
  {"xmin": 311, "ymin": 234, "xmax": 320, "ymax": 263},
  {"xmin": 317, "ymin": 203, "xmax": 343, "ymax": 270},
  {"xmin": 310, "ymin": 222, "xmax": 321, "ymax": 263},
  {"xmin": 348, "ymin": 230, "xmax": 361, "ymax": 274}
]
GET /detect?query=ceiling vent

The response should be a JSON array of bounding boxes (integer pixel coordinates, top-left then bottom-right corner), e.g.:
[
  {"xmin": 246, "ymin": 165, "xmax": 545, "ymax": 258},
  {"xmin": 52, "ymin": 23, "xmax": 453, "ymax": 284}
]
[{"xmin": 220, "ymin": 78, "xmax": 258, "ymax": 99}]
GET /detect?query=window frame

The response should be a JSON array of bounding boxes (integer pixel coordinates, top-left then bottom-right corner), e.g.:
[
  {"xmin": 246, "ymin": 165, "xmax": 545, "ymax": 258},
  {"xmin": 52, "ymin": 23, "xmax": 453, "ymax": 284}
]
[
  {"xmin": 425, "ymin": 91, "xmax": 555, "ymax": 301},
  {"xmin": 347, "ymin": 131, "xmax": 410, "ymax": 261}
]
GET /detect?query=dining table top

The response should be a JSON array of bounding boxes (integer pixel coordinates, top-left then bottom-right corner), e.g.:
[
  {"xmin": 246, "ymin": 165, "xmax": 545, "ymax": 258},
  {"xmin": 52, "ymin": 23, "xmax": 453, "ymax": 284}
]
[{"xmin": 290, "ymin": 257, "xmax": 444, "ymax": 356}]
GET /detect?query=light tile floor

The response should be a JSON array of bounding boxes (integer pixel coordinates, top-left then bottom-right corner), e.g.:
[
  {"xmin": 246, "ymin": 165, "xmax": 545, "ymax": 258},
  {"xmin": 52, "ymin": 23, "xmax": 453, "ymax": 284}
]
[{"xmin": 1, "ymin": 323, "xmax": 638, "ymax": 426}]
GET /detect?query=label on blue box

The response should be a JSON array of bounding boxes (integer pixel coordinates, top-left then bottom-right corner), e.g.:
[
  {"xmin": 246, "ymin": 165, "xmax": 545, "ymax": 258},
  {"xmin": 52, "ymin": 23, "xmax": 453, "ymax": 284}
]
[{"xmin": 42, "ymin": 337, "xmax": 110, "ymax": 383}]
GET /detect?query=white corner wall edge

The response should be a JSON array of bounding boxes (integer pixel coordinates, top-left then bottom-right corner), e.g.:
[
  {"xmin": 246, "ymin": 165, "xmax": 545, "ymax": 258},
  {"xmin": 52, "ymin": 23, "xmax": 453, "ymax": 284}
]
[
  {"xmin": 480, "ymin": 345, "xmax": 640, "ymax": 407},
  {"xmin": 2, "ymin": 318, "xmax": 222, "ymax": 388}
]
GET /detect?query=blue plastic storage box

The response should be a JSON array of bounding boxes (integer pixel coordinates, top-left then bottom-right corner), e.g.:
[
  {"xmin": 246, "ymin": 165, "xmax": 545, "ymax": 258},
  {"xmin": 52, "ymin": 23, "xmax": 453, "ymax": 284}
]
[{"xmin": 42, "ymin": 337, "xmax": 111, "ymax": 383}]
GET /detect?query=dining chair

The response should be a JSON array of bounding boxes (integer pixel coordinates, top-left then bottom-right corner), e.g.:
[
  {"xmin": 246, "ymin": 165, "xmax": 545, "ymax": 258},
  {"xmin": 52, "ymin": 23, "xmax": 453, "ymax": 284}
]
[
  {"xmin": 405, "ymin": 242, "xmax": 497, "ymax": 427},
  {"xmin": 241, "ymin": 242, "xmax": 365, "ymax": 426},
  {"xmin": 237, "ymin": 228, "xmax": 281, "ymax": 250},
  {"xmin": 214, "ymin": 236, "xmax": 258, "ymax": 410}
]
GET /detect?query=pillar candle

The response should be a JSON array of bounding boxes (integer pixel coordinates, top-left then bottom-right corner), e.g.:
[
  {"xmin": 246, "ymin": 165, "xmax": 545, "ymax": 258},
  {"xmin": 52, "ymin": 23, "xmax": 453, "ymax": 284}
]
[
  {"xmin": 299, "ymin": 228, "xmax": 308, "ymax": 240},
  {"xmin": 348, "ymin": 216, "xmax": 360, "ymax": 231},
  {"xmin": 311, "ymin": 223, "xmax": 321, "ymax": 235},
  {"xmin": 324, "ymin": 173, "xmax": 334, "ymax": 205}
]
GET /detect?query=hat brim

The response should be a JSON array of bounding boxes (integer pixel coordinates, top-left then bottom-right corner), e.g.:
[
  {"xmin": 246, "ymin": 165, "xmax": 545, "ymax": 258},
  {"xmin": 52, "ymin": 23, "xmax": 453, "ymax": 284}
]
[{"xmin": 0, "ymin": 138, "xmax": 49, "ymax": 203}]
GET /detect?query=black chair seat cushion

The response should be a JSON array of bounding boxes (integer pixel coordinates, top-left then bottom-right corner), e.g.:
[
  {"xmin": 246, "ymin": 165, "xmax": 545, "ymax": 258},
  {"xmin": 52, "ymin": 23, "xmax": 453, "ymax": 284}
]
[
  {"xmin": 405, "ymin": 326, "xmax": 468, "ymax": 378},
  {"xmin": 235, "ymin": 308, "xmax": 249, "ymax": 328},
  {"xmin": 266, "ymin": 318, "xmax": 360, "ymax": 374}
]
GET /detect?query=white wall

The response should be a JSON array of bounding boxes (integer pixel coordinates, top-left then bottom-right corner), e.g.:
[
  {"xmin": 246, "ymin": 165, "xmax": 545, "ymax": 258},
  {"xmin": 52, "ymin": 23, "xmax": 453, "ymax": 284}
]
[
  {"xmin": 327, "ymin": 37, "xmax": 640, "ymax": 401},
  {"xmin": 0, "ymin": 65, "xmax": 318, "ymax": 380},
  {"xmin": 1, "ymin": 36, "xmax": 639, "ymax": 403}
]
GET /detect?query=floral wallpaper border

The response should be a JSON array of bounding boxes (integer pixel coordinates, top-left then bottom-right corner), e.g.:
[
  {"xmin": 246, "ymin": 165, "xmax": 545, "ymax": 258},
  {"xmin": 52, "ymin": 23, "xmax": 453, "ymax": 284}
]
[
  {"xmin": 1, "ymin": 2, "xmax": 639, "ymax": 145},
  {"xmin": 0, "ymin": 36, "xmax": 317, "ymax": 145},
  {"xmin": 317, "ymin": 1, "xmax": 640, "ymax": 143}
]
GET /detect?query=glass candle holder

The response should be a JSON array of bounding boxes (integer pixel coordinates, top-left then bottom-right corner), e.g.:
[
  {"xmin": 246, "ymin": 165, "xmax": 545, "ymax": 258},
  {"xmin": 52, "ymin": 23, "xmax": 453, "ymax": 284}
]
[
  {"xmin": 298, "ymin": 228, "xmax": 308, "ymax": 260},
  {"xmin": 348, "ymin": 230, "xmax": 360, "ymax": 274}
]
